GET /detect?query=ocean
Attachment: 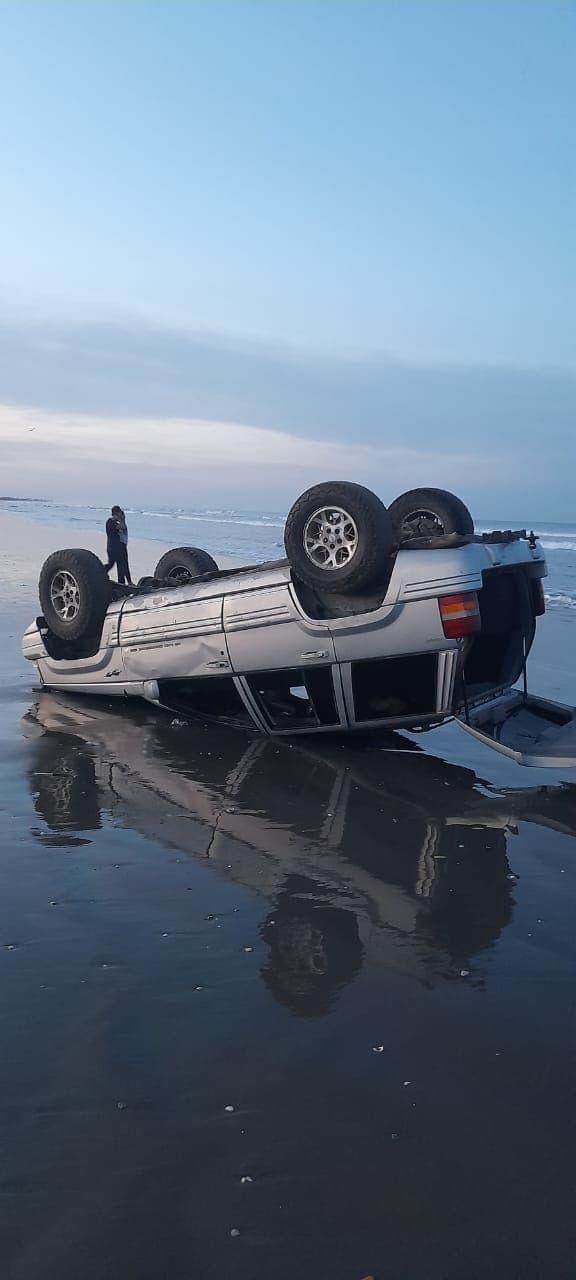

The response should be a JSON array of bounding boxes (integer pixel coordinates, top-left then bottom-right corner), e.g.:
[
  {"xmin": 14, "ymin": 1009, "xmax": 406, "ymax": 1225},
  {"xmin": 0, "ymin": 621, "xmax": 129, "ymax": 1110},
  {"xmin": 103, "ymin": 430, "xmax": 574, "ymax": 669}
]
[{"xmin": 2, "ymin": 496, "xmax": 576, "ymax": 612}]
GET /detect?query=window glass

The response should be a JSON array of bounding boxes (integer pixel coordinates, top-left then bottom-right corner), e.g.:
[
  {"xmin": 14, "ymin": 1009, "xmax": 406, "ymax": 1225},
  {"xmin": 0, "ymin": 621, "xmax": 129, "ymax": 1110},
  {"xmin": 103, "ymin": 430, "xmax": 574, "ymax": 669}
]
[{"xmin": 158, "ymin": 676, "xmax": 254, "ymax": 725}]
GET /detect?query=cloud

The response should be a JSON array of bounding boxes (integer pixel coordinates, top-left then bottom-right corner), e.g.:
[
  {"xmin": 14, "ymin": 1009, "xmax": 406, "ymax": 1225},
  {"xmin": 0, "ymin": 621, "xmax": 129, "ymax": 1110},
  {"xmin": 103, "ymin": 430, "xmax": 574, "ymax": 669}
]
[
  {"xmin": 0, "ymin": 316, "xmax": 573, "ymax": 515},
  {"xmin": 0, "ymin": 401, "xmax": 489, "ymax": 508}
]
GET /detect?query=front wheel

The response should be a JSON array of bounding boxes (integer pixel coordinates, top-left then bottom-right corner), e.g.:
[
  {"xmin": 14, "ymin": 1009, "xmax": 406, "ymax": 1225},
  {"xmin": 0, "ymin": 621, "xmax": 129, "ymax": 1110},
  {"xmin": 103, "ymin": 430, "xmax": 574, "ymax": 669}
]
[
  {"xmin": 388, "ymin": 488, "xmax": 474, "ymax": 542},
  {"xmin": 154, "ymin": 546, "xmax": 219, "ymax": 584},
  {"xmin": 39, "ymin": 549, "xmax": 113, "ymax": 642}
]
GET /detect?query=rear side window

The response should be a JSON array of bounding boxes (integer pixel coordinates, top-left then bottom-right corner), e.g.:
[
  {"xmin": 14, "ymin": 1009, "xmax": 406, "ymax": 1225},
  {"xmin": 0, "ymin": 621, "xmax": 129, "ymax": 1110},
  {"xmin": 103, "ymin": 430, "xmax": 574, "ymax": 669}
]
[
  {"xmin": 352, "ymin": 655, "xmax": 437, "ymax": 722},
  {"xmin": 247, "ymin": 667, "xmax": 339, "ymax": 729}
]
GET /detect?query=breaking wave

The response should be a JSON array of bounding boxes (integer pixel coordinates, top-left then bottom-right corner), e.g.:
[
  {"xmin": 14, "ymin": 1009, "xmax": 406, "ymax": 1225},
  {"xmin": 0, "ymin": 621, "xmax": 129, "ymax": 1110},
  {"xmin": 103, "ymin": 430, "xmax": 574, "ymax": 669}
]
[
  {"xmin": 134, "ymin": 509, "xmax": 285, "ymax": 529},
  {"xmin": 539, "ymin": 540, "xmax": 576, "ymax": 552},
  {"xmin": 545, "ymin": 591, "xmax": 576, "ymax": 610}
]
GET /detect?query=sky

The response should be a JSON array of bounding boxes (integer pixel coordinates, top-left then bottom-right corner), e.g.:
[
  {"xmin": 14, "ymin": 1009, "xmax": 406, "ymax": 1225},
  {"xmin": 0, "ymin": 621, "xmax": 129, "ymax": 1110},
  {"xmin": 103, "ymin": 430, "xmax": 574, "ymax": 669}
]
[{"xmin": 0, "ymin": 0, "xmax": 574, "ymax": 517}]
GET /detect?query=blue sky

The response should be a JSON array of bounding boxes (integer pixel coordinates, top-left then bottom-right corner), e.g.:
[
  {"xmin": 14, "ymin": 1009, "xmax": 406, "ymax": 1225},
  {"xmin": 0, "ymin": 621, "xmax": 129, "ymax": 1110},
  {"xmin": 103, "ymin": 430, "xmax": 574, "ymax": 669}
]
[{"xmin": 0, "ymin": 1, "xmax": 574, "ymax": 515}]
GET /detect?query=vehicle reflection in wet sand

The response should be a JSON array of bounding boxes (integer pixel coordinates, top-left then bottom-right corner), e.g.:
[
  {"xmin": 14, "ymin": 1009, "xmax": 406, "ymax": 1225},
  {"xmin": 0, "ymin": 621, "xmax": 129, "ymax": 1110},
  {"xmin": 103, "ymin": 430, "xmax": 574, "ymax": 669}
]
[{"xmin": 24, "ymin": 693, "xmax": 576, "ymax": 1014}]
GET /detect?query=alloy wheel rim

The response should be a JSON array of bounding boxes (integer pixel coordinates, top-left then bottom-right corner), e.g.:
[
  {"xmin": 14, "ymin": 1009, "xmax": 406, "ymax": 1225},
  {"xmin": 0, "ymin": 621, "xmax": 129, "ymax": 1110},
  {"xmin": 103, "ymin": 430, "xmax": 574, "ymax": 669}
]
[
  {"xmin": 303, "ymin": 506, "xmax": 359, "ymax": 571},
  {"xmin": 50, "ymin": 569, "xmax": 81, "ymax": 621}
]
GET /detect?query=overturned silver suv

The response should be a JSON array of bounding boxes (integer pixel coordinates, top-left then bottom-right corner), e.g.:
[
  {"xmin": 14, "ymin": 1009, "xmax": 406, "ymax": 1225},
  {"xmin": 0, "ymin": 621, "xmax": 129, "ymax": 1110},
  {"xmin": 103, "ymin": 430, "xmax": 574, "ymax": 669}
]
[{"xmin": 22, "ymin": 482, "xmax": 576, "ymax": 767}]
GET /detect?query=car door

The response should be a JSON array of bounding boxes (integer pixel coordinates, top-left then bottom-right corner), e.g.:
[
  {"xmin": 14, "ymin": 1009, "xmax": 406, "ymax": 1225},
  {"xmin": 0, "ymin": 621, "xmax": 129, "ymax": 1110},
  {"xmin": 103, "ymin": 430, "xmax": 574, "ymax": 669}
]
[
  {"xmin": 119, "ymin": 585, "xmax": 230, "ymax": 680},
  {"xmin": 224, "ymin": 583, "xmax": 344, "ymax": 733},
  {"xmin": 223, "ymin": 582, "xmax": 336, "ymax": 673}
]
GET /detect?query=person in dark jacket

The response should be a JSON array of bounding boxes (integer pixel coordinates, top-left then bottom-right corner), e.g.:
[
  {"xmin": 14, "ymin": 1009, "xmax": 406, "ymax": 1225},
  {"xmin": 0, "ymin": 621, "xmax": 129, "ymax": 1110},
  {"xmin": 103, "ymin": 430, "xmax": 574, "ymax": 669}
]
[{"xmin": 105, "ymin": 506, "xmax": 132, "ymax": 584}]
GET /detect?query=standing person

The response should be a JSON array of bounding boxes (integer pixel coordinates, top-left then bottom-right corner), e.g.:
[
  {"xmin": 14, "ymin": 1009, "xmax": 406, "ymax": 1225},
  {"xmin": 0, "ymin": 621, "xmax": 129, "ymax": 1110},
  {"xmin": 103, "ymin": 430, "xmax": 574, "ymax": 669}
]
[
  {"xmin": 105, "ymin": 506, "xmax": 132, "ymax": 585},
  {"xmin": 116, "ymin": 508, "xmax": 132, "ymax": 584}
]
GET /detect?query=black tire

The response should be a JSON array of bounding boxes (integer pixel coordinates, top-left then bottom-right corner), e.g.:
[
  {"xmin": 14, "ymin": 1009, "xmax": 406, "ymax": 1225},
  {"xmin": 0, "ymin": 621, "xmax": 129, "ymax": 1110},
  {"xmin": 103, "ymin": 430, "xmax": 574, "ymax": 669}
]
[
  {"xmin": 154, "ymin": 546, "xmax": 219, "ymax": 584},
  {"xmin": 39, "ymin": 549, "xmax": 113, "ymax": 642},
  {"xmin": 284, "ymin": 481, "xmax": 393, "ymax": 594},
  {"xmin": 388, "ymin": 488, "xmax": 474, "ymax": 541}
]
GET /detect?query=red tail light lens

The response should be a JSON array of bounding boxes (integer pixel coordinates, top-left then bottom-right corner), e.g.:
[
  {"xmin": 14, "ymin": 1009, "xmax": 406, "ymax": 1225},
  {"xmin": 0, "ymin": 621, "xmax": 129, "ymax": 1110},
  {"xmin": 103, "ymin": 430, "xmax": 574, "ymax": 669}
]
[
  {"xmin": 439, "ymin": 592, "xmax": 481, "ymax": 639},
  {"xmin": 531, "ymin": 579, "xmax": 546, "ymax": 617}
]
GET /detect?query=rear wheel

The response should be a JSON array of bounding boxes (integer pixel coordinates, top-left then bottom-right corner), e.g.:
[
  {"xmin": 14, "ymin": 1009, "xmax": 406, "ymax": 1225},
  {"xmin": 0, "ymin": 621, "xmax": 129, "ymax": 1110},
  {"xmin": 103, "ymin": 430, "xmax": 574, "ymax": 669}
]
[
  {"xmin": 39, "ymin": 549, "xmax": 113, "ymax": 642},
  {"xmin": 388, "ymin": 488, "xmax": 474, "ymax": 541},
  {"xmin": 154, "ymin": 546, "xmax": 219, "ymax": 584},
  {"xmin": 284, "ymin": 481, "xmax": 393, "ymax": 593}
]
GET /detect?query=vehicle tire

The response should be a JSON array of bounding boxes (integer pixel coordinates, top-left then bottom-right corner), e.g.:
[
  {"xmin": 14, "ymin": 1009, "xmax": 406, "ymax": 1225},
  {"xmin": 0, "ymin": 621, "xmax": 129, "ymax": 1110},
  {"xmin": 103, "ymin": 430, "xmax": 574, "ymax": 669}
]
[
  {"xmin": 39, "ymin": 549, "xmax": 113, "ymax": 642},
  {"xmin": 154, "ymin": 547, "xmax": 219, "ymax": 584},
  {"xmin": 284, "ymin": 481, "xmax": 393, "ymax": 594},
  {"xmin": 388, "ymin": 488, "xmax": 474, "ymax": 541}
]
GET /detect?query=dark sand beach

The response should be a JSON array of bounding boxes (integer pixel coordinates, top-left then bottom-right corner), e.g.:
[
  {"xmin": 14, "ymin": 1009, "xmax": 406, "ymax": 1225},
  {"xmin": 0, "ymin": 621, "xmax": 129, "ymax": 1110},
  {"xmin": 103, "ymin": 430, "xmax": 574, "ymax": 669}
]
[{"xmin": 1, "ymin": 509, "xmax": 576, "ymax": 1280}]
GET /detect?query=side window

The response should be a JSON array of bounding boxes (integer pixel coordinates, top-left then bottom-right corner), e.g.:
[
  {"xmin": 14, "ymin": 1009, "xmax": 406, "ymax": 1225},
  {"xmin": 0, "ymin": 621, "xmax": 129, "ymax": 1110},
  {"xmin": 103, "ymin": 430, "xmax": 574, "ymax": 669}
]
[
  {"xmin": 246, "ymin": 666, "xmax": 339, "ymax": 729},
  {"xmin": 157, "ymin": 676, "xmax": 254, "ymax": 725},
  {"xmin": 351, "ymin": 655, "xmax": 437, "ymax": 722}
]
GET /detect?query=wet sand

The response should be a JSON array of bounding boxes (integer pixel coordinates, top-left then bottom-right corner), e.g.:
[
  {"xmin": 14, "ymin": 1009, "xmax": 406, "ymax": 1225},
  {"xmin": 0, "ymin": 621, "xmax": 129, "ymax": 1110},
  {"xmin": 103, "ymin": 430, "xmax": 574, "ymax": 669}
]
[
  {"xmin": 1, "ymin": 511, "xmax": 576, "ymax": 1280},
  {"xmin": 0, "ymin": 508, "xmax": 240, "ymax": 592}
]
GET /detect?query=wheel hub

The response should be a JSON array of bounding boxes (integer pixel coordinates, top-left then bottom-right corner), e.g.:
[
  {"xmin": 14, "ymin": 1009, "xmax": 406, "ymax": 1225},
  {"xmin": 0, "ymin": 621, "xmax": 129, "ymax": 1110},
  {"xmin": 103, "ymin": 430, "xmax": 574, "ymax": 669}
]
[
  {"xmin": 303, "ymin": 506, "xmax": 359, "ymax": 571},
  {"xmin": 50, "ymin": 569, "xmax": 81, "ymax": 621}
]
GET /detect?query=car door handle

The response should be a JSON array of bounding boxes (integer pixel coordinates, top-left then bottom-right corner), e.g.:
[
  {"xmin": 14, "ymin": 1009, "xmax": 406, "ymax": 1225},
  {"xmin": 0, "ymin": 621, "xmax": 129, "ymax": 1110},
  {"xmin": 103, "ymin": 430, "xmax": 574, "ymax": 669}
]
[
  {"xmin": 206, "ymin": 659, "xmax": 229, "ymax": 669},
  {"xmin": 300, "ymin": 650, "xmax": 329, "ymax": 660}
]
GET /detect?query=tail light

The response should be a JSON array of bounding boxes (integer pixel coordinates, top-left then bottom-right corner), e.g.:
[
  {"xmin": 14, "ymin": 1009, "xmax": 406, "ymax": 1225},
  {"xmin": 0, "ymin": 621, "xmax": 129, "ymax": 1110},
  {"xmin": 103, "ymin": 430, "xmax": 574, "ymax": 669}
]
[
  {"xmin": 531, "ymin": 579, "xmax": 546, "ymax": 617},
  {"xmin": 439, "ymin": 592, "xmax": 481, "ymax": 639}
]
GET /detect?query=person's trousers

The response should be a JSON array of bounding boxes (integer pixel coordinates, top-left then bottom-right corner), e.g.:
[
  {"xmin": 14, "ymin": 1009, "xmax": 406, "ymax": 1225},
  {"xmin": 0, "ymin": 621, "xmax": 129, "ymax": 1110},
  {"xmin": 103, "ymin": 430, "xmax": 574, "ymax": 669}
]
[{"xmin": 106, "ymin": 545, "xmax": 132, "ymax": 585}]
